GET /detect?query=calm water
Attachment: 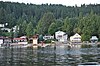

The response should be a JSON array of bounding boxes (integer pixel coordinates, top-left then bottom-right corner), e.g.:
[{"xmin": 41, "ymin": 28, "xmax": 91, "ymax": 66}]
[{"xmin": 0, "ymin": 44, "xmax": 100, "ymax": 66}]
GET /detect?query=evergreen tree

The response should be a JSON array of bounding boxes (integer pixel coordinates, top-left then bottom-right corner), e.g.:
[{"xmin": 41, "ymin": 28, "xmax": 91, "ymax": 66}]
[
  {"xmin": 48, "ymin": 22, "xmax": 57, "ymax": 35},
  {"xmin": 36, "ymin": 12, "xmax": 56, "ymax": 35},
  {"xmin": 25, "ymin": 22, "xmax": 34, "ymax": 37}
]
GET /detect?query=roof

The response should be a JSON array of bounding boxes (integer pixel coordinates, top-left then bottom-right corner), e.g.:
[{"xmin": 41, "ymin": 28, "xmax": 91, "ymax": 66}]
[
  {"xmin": 33, "ymin": 35, "xmax": 38, "ymax": 38},
  {"xmin": 20, "ymin": 36, "xmax": 27, "ymax": 38},
  {"xmin": 13, "ymin": 38, "xmax": 26, "ymax": 40},
  {"xmin": 0, "ymin": 36, "xmax": 11, "ymax": 39},
  {"xmin": 55, "ymin": 31, "xmax": 65, "ymax": 34},
  {"xmin": 74, "ymin": 33, "xmax": 81, "ymax": 37},
  {"xmin": 90, "ymin": 36, "xmax": 98, "ymax": 40}
]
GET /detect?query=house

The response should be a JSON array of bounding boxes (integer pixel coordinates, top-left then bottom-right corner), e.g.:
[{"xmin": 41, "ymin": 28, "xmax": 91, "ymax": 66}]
[
  {"xmin": 13, "ymin": 37, "xmax": 28, "ymax": 44},
  {"xmin": 43, "ymin": 35, "xmax": 54, "ymax": 40},
  {"xmin": 0, "ymin": 37, "xmax": 3, "ymax": 47},
  {"xmin": 70, "ymin": 33, "xmax": 81, "ymax": 43},
  {"xmin": 0, "ymin": 24, "xmax": 4, "ymax": 27},
  {"xmin": 33, "ymin": 35, "xmax": 38, "ymax": 45},
  {"xmin": 55, "ymin": 31, "xmax": 68, "ymax": 42},
  {"xmin": 0, "ymin": 37, "xmax": 12, "ymax": 47},
  {"xmin": 90, "ymin": 36, "xmax": 98, "ymax": 43},
  {"xmin": 1, "ymin": 28, "xmax": 11, "ymax": 32}
]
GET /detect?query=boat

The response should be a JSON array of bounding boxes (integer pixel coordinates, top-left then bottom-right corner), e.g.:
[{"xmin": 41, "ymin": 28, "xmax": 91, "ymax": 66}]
[{"xmin": 78, "ymin": 62, "xmax": 100, "ymax": 66}]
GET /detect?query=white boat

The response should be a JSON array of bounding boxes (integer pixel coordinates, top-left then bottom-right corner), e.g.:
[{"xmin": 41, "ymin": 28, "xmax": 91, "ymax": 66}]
[{"xmin": 78, "ymin": 62, "xmax": 100, "ymax": 66}]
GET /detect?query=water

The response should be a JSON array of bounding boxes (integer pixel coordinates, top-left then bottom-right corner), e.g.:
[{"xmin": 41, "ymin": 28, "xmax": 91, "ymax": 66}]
[{"xmin": 0, "ymin": 44, "xmax": 100, "ymax": 66}]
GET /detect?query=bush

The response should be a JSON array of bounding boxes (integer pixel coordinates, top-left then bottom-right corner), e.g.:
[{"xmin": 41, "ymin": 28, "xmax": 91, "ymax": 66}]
[
  {"xmin": 44, "ymin": 39, "xmax": 57, "ymax": 43},
  {"xmin": 97, "ymin": 44, "xmax": 100, "ymax": 48},
  {"xmin": 44, "ymin": 39, "xmax": 51, "ymax": 43},
  {"xmin": 81, "ymin": 44, "xmax": 92, "ymax": 48}
]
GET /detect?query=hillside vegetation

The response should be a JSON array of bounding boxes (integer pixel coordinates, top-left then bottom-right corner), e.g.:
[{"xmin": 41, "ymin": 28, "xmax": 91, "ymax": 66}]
[{"xmin": 0, "ymin": 1, "xmax": 100, "ymax": 41}]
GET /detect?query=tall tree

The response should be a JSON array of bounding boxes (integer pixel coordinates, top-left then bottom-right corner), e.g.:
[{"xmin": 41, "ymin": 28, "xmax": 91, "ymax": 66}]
[
  {"xmin": 48, "ymin": 22, "xmax": 57, "ymax": 35},
  {"xmin": 62, "ymin": 17, "xmax": 72, "ymax": 36},
  {"xmin": 25, "ymin": 22, "xmax": 34, "ymax": 37},
  {"xmin": 36, "ymin": 12, "xmax": 56, "ymax": 35}
]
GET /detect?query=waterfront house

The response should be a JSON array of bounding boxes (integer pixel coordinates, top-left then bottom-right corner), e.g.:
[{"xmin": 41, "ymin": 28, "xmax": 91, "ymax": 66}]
[
  {"xmin": 0, "ymin": 37, "xmax": 3, "ymax": 47},
  {"xmin": 0, "ymin": 37, "xmax": 12, "ymax": 47},
  {"xmin": 13, "ymin": 37, "xmax": 28, "ymax": 44},
  {"xmin": 43, "ymin": 35, "xmax": 54, "ymax": 40},
  {"xmin": 1, "ymin": 28, "xmax": 11, "ymax": 32},
  {"xmin": 0, "ymin": 24, "xmax": 4, "ymax": 27},
  {"xmin": 55, "ymin": 31, "xmax": 68, "ymax": 42},
  {"xmin": 70, "ymin": 33, "xmax": 81, "ymax": 43},
  {"xmin": 90, "ymin": 36, "xmax": 98, "ymax": 43},
  {"xmin": 33, "ymin": 35, "xmax": 38, "ymax": 45}
]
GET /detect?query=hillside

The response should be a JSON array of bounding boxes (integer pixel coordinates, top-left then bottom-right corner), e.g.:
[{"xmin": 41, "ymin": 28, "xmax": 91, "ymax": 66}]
[{"xmin": 0, "ymin": 1, "xmax": 100, "ymax": 41}]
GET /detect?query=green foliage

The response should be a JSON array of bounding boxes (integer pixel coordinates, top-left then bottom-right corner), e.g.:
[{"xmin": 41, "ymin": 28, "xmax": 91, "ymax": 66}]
[
  {"xmin": 1, "ymin": 32, "xmax": 11, "ymax": 37},
  {"xmin": 81, "ymin": 34, "xmax": 91, "ymax": 41},
  {"xmin": 38, "ymin": 35, "xmax": 44, "ymax": 42},
  {"xmin": 44, "ymin": 39, "xmax": 52, "ymax": 43},
  {"xmin": 48, "ymin": 22, "xmax": 57, "ymax": 35},
  {"xmin": 97, "ymin": 44, "xmax": 100, "ymax": 48},
  {"xmin": 25, "ymin": 22, "xmax": 34, "ymax": 37},
  {"xmin": 0, "ymin": 1, "xmax": 100, "ymax": 41},
  {"xmin": 36, "ymin": 12, "xmax": 56, "ymax": 35},
  {"xmin": 81, "ymin": 44, "xmax": 92, "ymax": 48}
]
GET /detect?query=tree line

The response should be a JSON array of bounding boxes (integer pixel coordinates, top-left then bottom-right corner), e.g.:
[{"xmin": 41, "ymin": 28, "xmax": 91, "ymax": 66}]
[{"xmin": 0, "ymin": 1, "xmax": 100, "ymax": 41}]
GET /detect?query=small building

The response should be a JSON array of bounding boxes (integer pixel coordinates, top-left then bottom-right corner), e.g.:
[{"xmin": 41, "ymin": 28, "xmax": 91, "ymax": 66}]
[
  {"xmin": 90, "ymin": 36, "xmax": 98, "ymax": 43},
  {"xmin": 0, "ymin": 37, "xmax": 12, "ymax": 47},
  {"xmin": 70, "ymin": 33, "xmax": 81, "ymax": 43},
  {"xmin": 1, "ymin": 28, "xmax": 11, "ymax": 32},
  {"xmin": 55, "ymin": 31, "xmax": 68, "ymax": 42},
  {"xmin": 13, "ymin": 38, "xmax": 28, "ymax": 44},
  {"xmin": 33, "ymin": 35, "xmax": 38, "ymax": 45},
  {"xmin": 43, "ymin": 35, "xmax": 54, "ymax": 40},
  {"xmin": 0, "ymin": 37, "xmax": 3, "ymax": 46},
  {"xmin": 0, "ymin": 24, "xmax": 4, "ymax": 27}
]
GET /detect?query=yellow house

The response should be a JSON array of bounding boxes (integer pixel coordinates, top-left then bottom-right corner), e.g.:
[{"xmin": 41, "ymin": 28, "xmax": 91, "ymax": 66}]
[{"xmin": 70, "ymin": 33, "xmax": 81, "ymax": 43}]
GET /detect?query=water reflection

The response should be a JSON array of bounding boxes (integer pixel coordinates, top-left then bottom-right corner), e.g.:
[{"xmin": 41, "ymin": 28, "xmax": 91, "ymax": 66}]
[{"xmin": 0, "ymin": 45, "xmax": 100, "ymax": 66}]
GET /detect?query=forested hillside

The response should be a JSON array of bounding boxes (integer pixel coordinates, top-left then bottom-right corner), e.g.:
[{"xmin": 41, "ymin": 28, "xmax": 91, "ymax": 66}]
[{"xmin": 0, "ymin": 1, "xmax": 100, "ymax": 41}]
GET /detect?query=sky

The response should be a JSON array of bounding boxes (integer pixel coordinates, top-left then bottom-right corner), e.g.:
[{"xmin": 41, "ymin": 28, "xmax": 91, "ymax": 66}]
[{"xmin": 1, "ymin": 0, "xmax": 100, "ymax": 6}]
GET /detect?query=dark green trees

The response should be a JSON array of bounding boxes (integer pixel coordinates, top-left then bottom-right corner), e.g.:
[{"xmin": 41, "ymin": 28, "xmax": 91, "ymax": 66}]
[
  {"xmin": 36, "ymin": 12, "xmax": 56, "ymax": 35},
  {"xmin": 0, "ymin": 1, "xmax": 100, "ymax": 41},
  {"xmin": 26, "ymin": 22, "xmax": 34, "ymax": 37}
]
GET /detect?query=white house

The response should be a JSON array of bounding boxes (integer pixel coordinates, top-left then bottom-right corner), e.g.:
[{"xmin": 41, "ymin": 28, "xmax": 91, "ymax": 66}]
[
  {"xmin": 90, "ymin": 36, "xmax": 98, "ymax": 43},
  {"xmin": 70, "ymin": 33, "xmax": 81, "ymax": 43},
  {"xmin": 55, "ymin": 31, "xmax": 68, "ymax": 42},
  {"xmin": 13, "ymin": 37, "xmax": 28, "ymax": 44},
  {"xmin": 0, "ymin": 37, "xmax": 3, "ymax": 47},
  {"xmin": 43, "ymin": 35, "xmax": 54, "ymax": 40},
  {"xmin": 0, "ymin": 24, "xmax": 4, "ymax": 27},
  {"xmin": 0, "ymin": 37, "xmax": 12, "ymax": 47},
  {"xmin": 1, "ymin": 28, "xmax": 11, "ymax": 32}
]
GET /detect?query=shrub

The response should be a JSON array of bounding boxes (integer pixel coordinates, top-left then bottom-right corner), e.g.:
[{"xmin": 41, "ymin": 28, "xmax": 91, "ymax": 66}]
[
  {"xmin": 81, "ymin": 44, "xmax": 92, "ymax": 48},
  {"xmin": 97, "ymin": 44, "xmax": 100, "ymax": 48},
  {"xmin": 44, "ymin": 39, "xmax": 51, "ymax": 43}
]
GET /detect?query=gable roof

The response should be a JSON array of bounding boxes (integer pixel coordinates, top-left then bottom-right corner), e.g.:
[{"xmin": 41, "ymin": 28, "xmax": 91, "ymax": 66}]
[
  {"xmin": 90, "ymin": 36, "xmax": 98, "ymax": 40},
  {"xmin": 75, "ymin": 33, "xmax": 81, "ymax": 37},
  {"xmin": 55, "ymin": 31, "xmax": 65, "ymax": 34}
]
